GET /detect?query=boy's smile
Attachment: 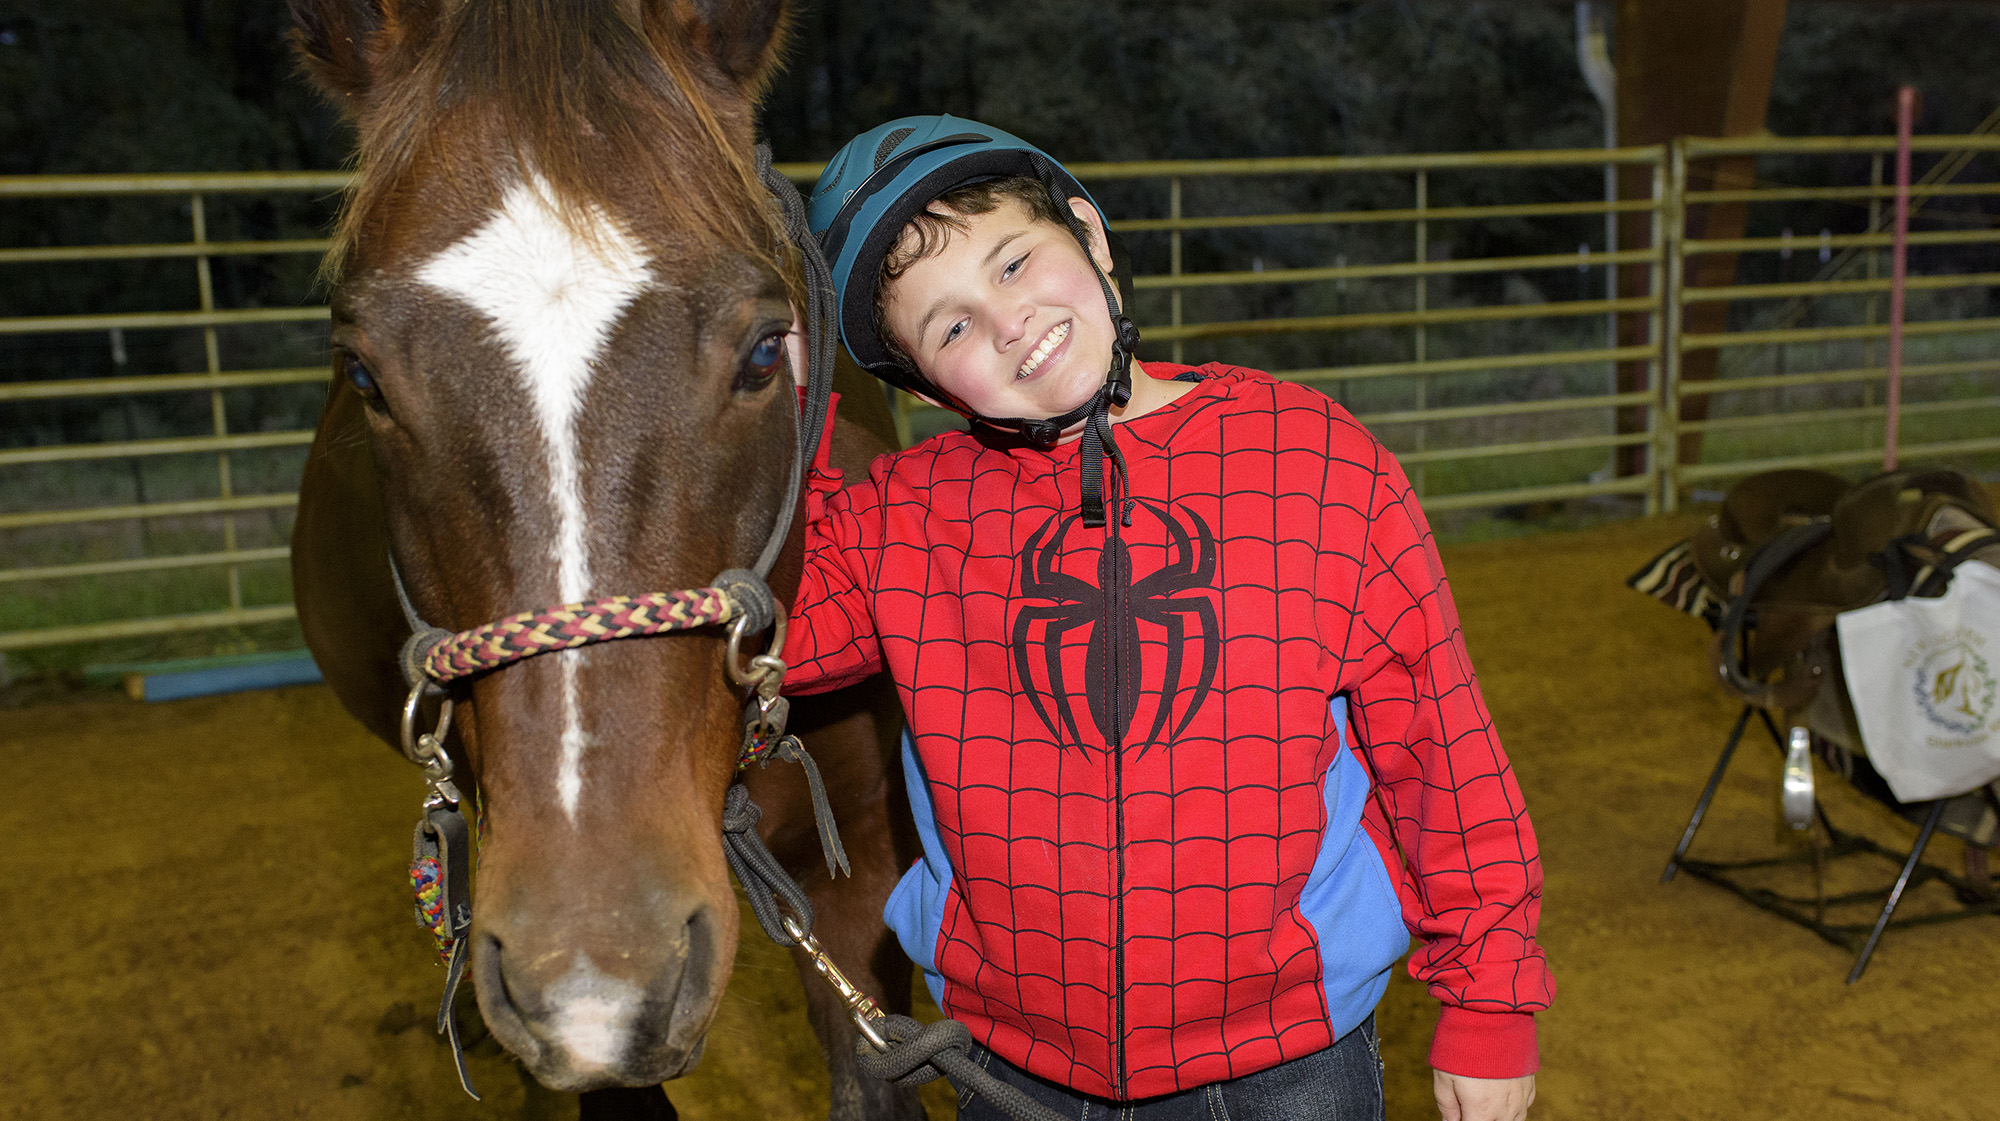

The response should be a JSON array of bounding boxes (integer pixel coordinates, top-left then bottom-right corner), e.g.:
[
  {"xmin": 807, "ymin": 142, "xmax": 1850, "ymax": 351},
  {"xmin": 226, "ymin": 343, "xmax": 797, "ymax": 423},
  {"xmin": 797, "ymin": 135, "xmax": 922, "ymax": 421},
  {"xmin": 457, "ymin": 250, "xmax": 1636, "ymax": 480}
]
[{"xmin": 1014, "ymin": 319, "xmax": 1069, "ymax": 381}]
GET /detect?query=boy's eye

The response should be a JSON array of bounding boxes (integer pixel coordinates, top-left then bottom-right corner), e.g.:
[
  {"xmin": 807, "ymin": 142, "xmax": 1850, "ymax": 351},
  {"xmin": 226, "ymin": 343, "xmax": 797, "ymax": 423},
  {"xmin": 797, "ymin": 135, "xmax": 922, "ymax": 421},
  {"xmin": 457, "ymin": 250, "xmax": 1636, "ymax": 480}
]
[
  {"xmin": 942, "ymin": 319, "xmax": 966, "ymax": 346},
  {"xmin": 1002, "ymin": 252, "xmax": 1028, "ymax": 279}
]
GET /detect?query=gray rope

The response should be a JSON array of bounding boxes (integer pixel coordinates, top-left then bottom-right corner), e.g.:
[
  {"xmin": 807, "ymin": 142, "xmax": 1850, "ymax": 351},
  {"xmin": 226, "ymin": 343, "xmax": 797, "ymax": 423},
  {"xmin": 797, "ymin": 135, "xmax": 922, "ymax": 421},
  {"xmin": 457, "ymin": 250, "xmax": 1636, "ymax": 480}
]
[
  {"xmin": 720, "ymin": 783, "xmax": 816, "ymax": 945},
  {"xmin": 856, "ymin": 1015, "xmax": 1065, "ymax": 1121},
  {"xmin": 722, "ymin": 782, "xmax": 1060, "ymax": 1121},
  {"xmin": 753, "ymin": 144, "xmax": 840, "ymax": 580},
  {"xmin": 713, "ymin": 568, "xmax": 778, "ymax": 635}
]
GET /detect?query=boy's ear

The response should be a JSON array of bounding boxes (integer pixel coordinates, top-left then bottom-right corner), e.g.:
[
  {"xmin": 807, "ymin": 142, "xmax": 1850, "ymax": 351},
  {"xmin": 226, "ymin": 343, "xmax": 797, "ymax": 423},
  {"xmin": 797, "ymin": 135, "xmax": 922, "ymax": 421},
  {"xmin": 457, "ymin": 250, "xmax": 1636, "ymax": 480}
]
[{"xmin": 1067, "ymin": 197, "xmax": 1115, "ymax": 276}]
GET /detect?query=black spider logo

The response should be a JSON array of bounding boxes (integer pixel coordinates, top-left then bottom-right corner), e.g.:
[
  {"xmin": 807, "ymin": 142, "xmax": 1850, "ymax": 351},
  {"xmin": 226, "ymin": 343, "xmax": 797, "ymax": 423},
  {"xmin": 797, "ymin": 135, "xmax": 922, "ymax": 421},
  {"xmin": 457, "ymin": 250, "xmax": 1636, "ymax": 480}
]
[{"xmin": 1011, "ymin": 501, "xmax": 1220, "ymax": 752}]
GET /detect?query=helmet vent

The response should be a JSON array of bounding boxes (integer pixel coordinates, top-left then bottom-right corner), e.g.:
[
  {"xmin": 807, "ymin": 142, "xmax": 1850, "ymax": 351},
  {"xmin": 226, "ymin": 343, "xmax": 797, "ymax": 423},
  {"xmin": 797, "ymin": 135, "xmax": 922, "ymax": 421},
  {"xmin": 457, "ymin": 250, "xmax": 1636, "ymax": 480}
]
[
  {"xmin": 811, "ymin": 153, "xmax": 846, "ymax": 198},
  {"xmin": 874, "ymin": 128, "xmax": 917, "ymax": 169}
]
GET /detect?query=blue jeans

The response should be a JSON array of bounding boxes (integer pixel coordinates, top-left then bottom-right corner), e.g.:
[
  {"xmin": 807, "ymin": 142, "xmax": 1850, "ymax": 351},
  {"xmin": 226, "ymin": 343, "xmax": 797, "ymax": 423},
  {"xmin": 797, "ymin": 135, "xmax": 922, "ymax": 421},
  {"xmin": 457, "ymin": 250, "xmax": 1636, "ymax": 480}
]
[{"xmin": 953, "ymin": 1015, "xmax": 1385, "ymax": 1121}]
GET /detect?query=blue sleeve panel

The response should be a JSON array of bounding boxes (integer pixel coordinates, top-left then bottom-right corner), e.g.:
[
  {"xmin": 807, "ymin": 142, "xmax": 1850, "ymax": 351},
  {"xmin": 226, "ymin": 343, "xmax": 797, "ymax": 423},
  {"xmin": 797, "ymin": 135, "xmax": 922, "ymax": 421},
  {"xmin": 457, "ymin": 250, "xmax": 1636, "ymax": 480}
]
[
  {"xmin": 885, "ymin": 699, "xmax": 1411, "ymax": 1029},
  {"xmin": 883, "ymin": 731, "xmax": 952, "ymax": 1008},
  {"xmin": 1297, "ymin": 696, "xmax": 1412, "ymax": 1038}
]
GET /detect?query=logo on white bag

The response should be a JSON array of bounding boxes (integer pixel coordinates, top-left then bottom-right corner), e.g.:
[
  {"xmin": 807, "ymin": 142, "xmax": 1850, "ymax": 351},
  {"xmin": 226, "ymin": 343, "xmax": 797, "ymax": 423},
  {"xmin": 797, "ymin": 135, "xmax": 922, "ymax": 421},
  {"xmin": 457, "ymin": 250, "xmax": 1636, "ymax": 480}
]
[{"xmin": 1909, "ymin": 630, "xmax": 1996, "ymax": 739}]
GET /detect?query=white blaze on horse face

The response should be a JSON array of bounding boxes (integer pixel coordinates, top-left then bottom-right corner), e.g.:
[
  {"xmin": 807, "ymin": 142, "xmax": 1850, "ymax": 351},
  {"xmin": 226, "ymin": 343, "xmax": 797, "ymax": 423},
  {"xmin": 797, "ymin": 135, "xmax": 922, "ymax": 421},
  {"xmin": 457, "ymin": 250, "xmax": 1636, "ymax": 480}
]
[
  {"xmin": 414, "ymin": 174, "xmax": 651, "ymax": 601},
  {"xmin": 417, "ymin": 175, "xmax": 652, "ymax": 819},
  {"xmin": 545, "ymin": 953, "xmax": 645, "ymax": 1072}
]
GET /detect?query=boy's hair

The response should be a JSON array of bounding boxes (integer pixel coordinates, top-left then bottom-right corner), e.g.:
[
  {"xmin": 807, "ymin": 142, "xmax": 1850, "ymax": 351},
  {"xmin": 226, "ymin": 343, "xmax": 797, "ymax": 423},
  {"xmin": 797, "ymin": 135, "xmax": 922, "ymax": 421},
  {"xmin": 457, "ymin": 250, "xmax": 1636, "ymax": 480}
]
[{"xmin": 871, "ymin": 175, "xmax": 1070, "ymax": 380}]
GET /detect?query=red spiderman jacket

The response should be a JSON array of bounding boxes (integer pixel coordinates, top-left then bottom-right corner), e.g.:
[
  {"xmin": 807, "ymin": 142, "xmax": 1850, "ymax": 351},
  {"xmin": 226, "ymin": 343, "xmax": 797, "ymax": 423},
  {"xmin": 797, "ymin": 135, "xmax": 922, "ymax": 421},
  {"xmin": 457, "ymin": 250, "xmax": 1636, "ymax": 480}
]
[{"xmin": 782, "ymin": 363, "xmax": 1552, "ymax": 1100}]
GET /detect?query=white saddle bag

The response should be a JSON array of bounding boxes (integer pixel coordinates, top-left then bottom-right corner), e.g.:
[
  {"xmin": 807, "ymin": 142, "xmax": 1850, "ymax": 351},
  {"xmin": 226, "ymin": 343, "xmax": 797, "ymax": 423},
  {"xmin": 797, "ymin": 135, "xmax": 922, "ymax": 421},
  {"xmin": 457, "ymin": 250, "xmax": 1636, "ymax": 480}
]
[{"xmin": 1836, "ymin": 558, "xmax": 2000, "ymax": 802}]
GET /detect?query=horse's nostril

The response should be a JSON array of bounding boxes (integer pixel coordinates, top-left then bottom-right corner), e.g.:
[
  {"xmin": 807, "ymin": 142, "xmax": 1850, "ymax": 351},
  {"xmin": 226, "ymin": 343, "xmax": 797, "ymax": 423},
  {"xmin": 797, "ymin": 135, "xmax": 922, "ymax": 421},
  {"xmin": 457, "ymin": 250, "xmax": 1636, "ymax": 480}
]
[
  {"xmin": 477, "ymin": 930, "xmax": 520, "ymax": 1015},
  {"xmin": 669, "ymin": 906, "xmax": 718, "ymax": 1035},
  {"xmin": 689, "ymin": 908, "xmax": 714, "ymax": 971}
]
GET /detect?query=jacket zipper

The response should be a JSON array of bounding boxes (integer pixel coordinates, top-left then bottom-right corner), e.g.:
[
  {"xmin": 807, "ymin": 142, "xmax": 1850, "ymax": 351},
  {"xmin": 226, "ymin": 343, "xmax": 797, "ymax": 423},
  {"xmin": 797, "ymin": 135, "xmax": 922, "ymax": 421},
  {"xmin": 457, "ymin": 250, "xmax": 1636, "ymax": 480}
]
[{"xmin": 1106, "ymin": 492, "xmax": 1130, "ymax": 1097}]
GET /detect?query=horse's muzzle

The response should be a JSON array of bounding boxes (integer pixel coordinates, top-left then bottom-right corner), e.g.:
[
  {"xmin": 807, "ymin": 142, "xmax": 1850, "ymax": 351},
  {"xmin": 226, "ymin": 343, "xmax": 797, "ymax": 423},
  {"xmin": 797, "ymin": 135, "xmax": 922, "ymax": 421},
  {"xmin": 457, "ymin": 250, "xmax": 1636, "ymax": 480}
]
[{"xmin": 472, "ymin": 901, "xmax": 725, "ymax": 1091}]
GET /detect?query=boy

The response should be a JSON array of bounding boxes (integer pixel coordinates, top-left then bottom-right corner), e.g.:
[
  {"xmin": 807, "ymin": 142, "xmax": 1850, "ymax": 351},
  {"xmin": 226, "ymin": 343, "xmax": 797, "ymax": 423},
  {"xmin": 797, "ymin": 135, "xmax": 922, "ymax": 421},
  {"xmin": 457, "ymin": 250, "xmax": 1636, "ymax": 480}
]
[{"xmin": 782, "ymin": 115, "xmax": 1551, "ymax": 1121}]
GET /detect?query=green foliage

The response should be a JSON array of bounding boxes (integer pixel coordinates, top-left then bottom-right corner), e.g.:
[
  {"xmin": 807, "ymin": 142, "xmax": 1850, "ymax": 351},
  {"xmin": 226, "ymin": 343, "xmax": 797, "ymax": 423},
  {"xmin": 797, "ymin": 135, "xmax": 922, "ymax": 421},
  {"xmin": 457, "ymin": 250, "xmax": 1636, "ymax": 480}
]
[
  {"xmin": 0, "ymin": 0, "xmax": 345, "ymax": 175},
  {"xmin": 761, "ymin": 1, "xmax": 1601, "ymax": 162},
  {"xmin": 1771, "ymin": 4, "xmax": 2000, "ymax": 137},
  {"xmin": 1, "ymin": 2, "xmax": 1996, "ymax": 179},
  {"xmin": 0, "ymin": 1, "xmax": 341, "ymax": 489}
]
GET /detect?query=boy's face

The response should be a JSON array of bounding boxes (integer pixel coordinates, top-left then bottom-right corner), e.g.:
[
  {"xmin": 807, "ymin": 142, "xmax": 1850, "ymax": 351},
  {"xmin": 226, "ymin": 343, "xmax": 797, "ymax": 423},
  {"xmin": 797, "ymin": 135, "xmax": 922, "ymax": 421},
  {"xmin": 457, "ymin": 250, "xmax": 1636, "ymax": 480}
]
[{"xmin": 881, "ymin": 196, "xmax": 1117, "ymax": 424}]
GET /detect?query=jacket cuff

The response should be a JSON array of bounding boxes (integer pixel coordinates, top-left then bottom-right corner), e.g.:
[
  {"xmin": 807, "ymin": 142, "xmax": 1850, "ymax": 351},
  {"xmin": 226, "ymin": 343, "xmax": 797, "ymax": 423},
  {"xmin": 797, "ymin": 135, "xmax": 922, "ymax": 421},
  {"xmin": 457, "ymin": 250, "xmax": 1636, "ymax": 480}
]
[{"xmin": 1428, "ymin": 1007, "xmax": 1539, "ymax": 1078}]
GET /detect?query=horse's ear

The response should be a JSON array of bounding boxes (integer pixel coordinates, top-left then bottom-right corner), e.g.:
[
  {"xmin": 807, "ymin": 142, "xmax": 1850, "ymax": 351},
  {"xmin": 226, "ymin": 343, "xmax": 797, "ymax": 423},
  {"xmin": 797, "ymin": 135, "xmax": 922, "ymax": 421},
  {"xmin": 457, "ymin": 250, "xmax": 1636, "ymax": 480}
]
[
  {"xmin": 658, "ymin": 0, "xmax": 793, "ymax": 98},
  {"xmin": 288, "ymin": 0, "xmax": 437, "ymax": 108}
]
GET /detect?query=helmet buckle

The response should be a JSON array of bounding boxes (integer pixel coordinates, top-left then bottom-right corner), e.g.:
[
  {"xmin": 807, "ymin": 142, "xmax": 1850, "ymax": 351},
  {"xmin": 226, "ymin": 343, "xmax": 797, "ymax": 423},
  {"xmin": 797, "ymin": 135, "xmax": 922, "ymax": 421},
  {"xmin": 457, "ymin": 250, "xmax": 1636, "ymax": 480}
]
[{"xmin": 1019, "ymin": 418, "xmax": 1062, "ymax": 446}]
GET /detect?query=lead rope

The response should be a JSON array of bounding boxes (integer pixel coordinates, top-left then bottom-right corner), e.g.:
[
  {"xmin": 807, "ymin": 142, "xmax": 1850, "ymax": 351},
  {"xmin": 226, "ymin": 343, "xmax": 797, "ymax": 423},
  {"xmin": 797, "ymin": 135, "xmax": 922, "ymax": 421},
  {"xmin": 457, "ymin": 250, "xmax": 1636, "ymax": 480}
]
[{"xmin": 720, "ymin": 787, "xmax": 1063, "ymax": 1121}]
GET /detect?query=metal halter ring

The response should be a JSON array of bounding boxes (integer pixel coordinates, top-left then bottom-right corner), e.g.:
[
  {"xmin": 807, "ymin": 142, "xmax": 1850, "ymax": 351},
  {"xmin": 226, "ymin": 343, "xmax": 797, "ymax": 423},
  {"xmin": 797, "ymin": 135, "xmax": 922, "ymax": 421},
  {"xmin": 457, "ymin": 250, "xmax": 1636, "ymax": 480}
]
[
  {"xmin": 401, "ymin": 681, "xmax": 457, "ymax": 772},
  {"xmin": 725, "ymin": 604, "xmax": 790, "ymax": 699}
]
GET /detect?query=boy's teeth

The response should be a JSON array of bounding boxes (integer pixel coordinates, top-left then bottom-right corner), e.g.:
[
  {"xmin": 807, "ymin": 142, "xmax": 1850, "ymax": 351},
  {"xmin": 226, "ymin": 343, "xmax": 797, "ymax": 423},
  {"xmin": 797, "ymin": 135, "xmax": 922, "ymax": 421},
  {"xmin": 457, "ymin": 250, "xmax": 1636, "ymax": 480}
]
[{"xmin": 1016, "ymin": 321, "xmax": 1070, "ymax": 379}]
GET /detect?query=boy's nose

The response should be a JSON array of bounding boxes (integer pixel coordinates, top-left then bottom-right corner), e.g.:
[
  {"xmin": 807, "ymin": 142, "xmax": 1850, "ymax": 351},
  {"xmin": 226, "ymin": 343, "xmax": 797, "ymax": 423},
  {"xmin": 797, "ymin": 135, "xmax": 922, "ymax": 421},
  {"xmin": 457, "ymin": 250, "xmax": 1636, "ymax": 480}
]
[{"xmin": 995, "ymin": 304, "xmax": 1033, "ymax": 351}]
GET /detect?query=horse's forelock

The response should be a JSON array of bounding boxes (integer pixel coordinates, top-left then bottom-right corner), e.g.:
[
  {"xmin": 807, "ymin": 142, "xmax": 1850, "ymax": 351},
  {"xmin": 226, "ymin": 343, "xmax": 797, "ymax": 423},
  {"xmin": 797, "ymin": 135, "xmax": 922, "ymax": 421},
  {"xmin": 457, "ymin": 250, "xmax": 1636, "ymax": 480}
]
[{"xmin": 326, "ymin": 0, "xmax": 791, "ymax": 296}]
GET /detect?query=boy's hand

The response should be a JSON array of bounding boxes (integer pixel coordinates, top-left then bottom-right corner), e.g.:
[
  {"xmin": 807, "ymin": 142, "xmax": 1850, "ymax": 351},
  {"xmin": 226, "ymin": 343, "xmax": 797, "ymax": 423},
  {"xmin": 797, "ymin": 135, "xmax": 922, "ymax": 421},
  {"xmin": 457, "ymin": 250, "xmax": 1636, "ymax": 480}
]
[
  {"xmin": 785, "ymin": 308, "xmax": 808, "ymax": 388},
  {"xmin": 1433, "ymin": 1071, "xmax": 1535, "ymax": 1121}
]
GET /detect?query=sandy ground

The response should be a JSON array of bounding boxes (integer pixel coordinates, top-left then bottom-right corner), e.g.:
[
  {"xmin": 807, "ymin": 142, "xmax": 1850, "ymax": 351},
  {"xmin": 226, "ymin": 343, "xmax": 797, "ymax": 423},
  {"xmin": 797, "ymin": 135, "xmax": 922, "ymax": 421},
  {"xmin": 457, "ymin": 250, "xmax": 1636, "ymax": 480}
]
[{"xmin": 5, "ymin": 511, "xmax": 1997, "ymax": 1120}]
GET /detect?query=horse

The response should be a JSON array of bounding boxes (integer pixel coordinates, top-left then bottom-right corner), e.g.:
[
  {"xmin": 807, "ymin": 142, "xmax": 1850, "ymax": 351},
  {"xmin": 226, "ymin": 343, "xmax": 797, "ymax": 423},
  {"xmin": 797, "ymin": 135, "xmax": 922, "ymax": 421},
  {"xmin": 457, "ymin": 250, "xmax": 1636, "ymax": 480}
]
[{"xmin": 283, "ymin": 1, "xmax": 919, "ymax": 1116}]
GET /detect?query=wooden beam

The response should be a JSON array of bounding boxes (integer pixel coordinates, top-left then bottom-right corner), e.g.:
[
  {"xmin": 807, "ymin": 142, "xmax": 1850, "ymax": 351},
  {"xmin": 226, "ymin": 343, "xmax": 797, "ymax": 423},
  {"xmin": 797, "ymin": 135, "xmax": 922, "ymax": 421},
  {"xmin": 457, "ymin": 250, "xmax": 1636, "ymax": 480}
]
[{"xmin": 1613, "ymin": 0, "xmax": 1791, "ymax": 477}]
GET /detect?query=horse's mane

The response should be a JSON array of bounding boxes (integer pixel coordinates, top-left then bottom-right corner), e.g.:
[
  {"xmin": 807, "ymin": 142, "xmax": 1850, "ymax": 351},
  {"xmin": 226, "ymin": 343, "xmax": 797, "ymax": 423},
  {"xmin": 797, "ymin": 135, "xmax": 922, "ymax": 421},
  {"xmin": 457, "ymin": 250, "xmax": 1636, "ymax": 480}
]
[{"xmin": 328, "ymin": 0, "xmax": 788, "ymax": 285}]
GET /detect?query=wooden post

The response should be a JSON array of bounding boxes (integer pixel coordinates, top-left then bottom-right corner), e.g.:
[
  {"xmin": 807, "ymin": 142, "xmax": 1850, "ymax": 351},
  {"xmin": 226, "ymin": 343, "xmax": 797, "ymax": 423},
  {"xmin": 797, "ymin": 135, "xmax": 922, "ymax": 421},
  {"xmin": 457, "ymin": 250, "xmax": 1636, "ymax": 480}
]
[{"xmin": 1612, "ymin": 0, "xmax": 1789, "ymax": 479}]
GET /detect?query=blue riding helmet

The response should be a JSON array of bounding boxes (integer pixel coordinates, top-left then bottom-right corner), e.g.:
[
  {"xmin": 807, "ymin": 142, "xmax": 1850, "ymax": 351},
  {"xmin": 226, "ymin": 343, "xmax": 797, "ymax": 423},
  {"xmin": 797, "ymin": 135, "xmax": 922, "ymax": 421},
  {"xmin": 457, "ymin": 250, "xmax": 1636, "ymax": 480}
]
[{"xmin": 808, "ymin": 114, "xmax": 1135, "ymax": 442}]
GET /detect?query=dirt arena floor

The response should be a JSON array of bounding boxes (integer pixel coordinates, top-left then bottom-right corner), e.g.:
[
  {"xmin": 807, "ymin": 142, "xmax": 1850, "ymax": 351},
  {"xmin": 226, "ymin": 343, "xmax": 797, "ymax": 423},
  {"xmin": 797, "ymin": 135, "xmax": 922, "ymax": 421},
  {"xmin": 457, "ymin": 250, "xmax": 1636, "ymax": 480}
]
[{"xmin": 6, "ymin": 511, "xmax": 1998, "ymax": 1120}]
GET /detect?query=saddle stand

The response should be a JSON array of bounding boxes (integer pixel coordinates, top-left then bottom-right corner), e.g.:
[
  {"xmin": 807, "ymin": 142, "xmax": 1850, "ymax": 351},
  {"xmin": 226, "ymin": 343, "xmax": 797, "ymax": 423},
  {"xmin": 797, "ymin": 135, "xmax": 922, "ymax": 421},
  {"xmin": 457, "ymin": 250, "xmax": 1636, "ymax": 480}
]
[
  {"xmin": 1660, "ymin": 701, "xmax": 2000, "ymax": 983},
  {"xmin": 1635, "ymin": 468, "xmax": 2000, "ymax": 982}
]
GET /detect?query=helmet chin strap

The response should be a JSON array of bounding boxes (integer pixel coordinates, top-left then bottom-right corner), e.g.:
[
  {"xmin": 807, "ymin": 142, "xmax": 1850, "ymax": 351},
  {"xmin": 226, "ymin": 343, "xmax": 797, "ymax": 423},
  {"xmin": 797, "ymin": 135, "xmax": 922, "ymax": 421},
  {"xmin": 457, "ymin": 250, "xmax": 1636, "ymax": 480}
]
[
  {"xmin": 1011, "ymin": 313, "xmax": 1137, "ymax": 446},
  {"xmin": 952, "ymin": 209, "xmax": 1139, "ymax": 528}
]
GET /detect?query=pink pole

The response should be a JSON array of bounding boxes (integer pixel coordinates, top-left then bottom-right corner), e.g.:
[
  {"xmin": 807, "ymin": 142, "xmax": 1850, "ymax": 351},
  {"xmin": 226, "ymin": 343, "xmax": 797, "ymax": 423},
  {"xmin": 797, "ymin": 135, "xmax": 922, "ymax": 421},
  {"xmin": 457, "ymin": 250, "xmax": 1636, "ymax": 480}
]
[{"xmin": 1884, "ymin": 86, "xmax": 1915, "ymax": 471}]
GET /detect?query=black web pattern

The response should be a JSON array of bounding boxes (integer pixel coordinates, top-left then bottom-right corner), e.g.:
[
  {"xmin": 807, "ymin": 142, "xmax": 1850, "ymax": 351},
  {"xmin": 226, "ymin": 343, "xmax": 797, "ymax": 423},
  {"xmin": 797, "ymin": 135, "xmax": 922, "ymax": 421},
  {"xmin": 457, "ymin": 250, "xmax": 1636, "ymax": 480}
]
[{"xmin": 783, "ymin": 366, "xmax": 1552, "ymax": 1097}]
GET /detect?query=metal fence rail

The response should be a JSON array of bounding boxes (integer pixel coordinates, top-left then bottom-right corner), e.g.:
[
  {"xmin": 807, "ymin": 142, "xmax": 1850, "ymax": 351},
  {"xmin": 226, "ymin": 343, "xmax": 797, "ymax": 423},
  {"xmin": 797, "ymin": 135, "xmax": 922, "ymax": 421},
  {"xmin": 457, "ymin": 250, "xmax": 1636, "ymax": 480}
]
[
  {"xmin": 1657, "ymin": 133, "xmax": 2000, "ymax": 505},
  {"xmin": 3, "ymin": 136, "xmax": 1997, "ymax": 655},
  {"xmin": 0, "ymin": 172, "xmax": 342, "ymax": 652},
  {"xmin": 1051, "ymin": 146, "xmax": 1667, "ymax": 514}
]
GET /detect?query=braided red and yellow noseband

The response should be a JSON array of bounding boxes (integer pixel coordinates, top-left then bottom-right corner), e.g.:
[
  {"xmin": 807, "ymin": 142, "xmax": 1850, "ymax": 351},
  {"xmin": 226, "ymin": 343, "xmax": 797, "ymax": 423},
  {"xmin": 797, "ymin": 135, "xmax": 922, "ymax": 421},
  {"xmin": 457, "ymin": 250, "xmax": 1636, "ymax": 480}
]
[{"xmin": 421, "ymin": 586, "xmax": 740, "ymax": 684}]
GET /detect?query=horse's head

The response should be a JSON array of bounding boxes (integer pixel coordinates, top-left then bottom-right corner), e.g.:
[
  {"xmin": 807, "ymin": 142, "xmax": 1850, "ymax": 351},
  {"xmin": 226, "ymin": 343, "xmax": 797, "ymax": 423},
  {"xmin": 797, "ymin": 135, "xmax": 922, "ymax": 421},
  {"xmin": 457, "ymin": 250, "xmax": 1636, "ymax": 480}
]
[{"xmin": 291, "ymin": 0, "xmax": 801, "ymax": 1090}]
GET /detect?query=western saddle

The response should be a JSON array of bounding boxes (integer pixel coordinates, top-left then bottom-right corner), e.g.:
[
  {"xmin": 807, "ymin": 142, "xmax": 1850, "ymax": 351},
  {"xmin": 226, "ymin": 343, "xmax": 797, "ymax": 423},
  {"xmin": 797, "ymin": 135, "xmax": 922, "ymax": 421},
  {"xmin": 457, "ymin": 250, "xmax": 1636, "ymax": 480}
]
[{"xmin": 1631, "ymin": 466, "xmax": 2000, "ymax": 979}]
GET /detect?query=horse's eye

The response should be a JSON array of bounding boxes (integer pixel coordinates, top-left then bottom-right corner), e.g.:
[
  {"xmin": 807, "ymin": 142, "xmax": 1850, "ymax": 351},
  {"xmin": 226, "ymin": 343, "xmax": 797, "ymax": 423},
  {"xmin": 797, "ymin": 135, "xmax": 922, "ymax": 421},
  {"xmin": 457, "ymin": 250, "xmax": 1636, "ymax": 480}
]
[
  {"xmin": 343, "ymin": 353, "xmax": 381, "ymax": 399},
  {"xmin": 748, "ymin": 332, "xmax": 784, "ymax": 373},
  {"xmin": 735, "ymin": 331, "xmax": 786, "ymax": 394}
]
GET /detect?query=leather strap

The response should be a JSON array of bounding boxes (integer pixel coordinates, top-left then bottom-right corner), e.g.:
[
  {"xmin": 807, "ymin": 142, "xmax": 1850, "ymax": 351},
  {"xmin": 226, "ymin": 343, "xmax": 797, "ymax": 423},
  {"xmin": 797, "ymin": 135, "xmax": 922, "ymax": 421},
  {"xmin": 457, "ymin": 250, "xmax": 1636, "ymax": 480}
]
[
  {"xmin": 1714, "ymin": 520, "xmax": 1833, "ymax": 697},
  {"xmin": 414, "ymin": 799, "xmax": 480, "ymax": 1100}
]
